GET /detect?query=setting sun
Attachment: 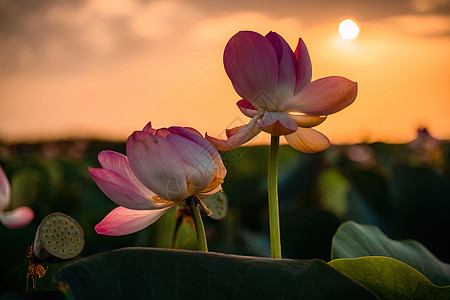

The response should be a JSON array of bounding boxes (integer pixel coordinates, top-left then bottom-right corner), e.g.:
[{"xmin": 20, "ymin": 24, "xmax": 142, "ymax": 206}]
[{"xmin": 339, "ymin": 19, "xmax": 359, "ymax": 40}]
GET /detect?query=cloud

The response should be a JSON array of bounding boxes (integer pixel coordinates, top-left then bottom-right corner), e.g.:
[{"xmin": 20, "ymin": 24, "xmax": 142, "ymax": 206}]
[
  {"xmin": 3, "ymin": 0, "xmax": 450, "ymax": 74},
  {"xmin": 410, "ymin": 0, "xmax": 449, "ymax": 12},
  {"xmin": 383, "ymin": 14, "xmax": 450, "ymax": 36},
  {"xmin": 190, "ymin": 11, "xmax": 302, "ymax": 45},
  {"xmin": 47, "ymin": 0, "xmax": 200, "ymax": 40},
  {"xmin": 0, "ymin": 0, "xmax": 200, "ymax": 73},
  {"xmin": 129, "ymin": 1, "xmax": 200, "ymax": 39}
]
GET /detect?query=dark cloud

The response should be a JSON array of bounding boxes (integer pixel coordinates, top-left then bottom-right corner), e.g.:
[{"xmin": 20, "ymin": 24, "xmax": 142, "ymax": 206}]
[
  {"xmin": 1, "ymin": 0, "xmax": 449, "ymax": 73},
  {"xmin": 0, "ymin": 0, "xmax": 85, "ymax": 35},
  {"xmin": 180, "ymin": 0, "xmax": 422, "ymax": 21},
  {"xmin": 0, "ymin": 0, "xmax": 150, "ymax": 72}
]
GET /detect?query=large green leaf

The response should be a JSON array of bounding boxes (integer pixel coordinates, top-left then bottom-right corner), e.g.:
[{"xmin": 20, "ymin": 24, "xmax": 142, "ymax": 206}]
[
  {"xmin": 0, "ymin": 290, "xmax": 67, "ymax": 300},
  {"xmin": 331, "ymin": 221, "xmax": 450, "ymax": 286},
  {"xmin": 329, "ymin": 257, "xmax": 450, "ymax": 300},
  {"xmin": 54, "ymin": 247, "xmax": 376, "ymax": 300}
]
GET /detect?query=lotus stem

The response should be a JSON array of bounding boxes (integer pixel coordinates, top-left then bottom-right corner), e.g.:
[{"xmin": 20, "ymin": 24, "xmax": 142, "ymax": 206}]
[
  {"xmin": 268, "ymin": 135, "xmax": 282, "ymax": 258},
  {"xmin": 186, "ymin": 196, "xmax": 208, "ymax": 252}
]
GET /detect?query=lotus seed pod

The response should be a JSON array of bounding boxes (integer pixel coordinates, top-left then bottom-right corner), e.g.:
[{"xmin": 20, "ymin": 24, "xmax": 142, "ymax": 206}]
[
  {"xmin": 202, "ymin": 190, "xmax": 228, "ymax": 220},
  {"xmin": 33, "ymin": 212, "xmax": 84, "ymax": 263}
]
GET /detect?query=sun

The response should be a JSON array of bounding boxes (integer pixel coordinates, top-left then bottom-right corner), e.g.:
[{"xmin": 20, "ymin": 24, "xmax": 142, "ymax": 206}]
[{"xmin": 339, "ymin": 19, "xmax": 359, "ymax": 40}]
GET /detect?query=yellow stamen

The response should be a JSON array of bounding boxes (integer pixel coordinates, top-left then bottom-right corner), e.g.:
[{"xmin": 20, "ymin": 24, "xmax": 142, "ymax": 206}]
[
  {"xmin": 198, "ymin": 199, "xmax": 213, "ymax": 217},
  {"xmin": 186, "ymin": 177, "xmax": 194, "ymax": 195},
  {"xmin": 26, "ymin": 245, "xmax": 48, "ymax": 290},
  {"xmin": 151, "ymin": 195, "xmax": 172, "ymax": 205},
  {"xmin": 202, "ymin": 177, "xmax": 224, "ymax": 193}
]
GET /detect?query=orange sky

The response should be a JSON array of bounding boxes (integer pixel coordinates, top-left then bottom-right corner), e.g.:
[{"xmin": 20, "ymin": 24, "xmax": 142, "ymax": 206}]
[{"xmin": 1, "ymin": 0, "xmax": 450, "ymax": 144}]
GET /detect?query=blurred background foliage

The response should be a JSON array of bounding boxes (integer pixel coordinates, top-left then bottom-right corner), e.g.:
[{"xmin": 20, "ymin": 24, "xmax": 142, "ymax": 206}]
[{"xmin": 0, "ymin": 128, "xmax": 449, "ymax": 294}]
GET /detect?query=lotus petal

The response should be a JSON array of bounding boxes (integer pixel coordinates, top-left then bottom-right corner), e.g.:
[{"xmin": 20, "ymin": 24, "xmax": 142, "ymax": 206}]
[
  {"xmin": 95, "ymin": 206, "xmax": 172, "ymax": 236},
  {"xmin": 294, "ymin": 38, "xmax": 312, "ymax": 93},
  {"xmin": 206, "ymin": 114, "xmax": 263, "ymax": 151},
  {"xmin": 224, "ymin": 31, "xmax": 278, "ymax": 110},
  {"xmin": 127, "ymin": 131, "xmax": 189, "ymax": 202},
  {"xmin": 285, "ymin": 128, "xmax": 330, "ymax": 153},
  {"xmin": 0, "ymin": 206, "xmax": 34, "ymax": 229},
  {"xmin": 0, "ymin": 166, "xmax": 10, "ymax": 211},
  {"xmin": 283, "ymin": 76, "xmax": 357, "ymax": 116}
]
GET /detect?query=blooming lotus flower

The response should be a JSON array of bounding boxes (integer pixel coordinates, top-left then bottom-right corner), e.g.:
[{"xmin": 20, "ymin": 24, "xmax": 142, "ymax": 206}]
[
  {"xmin": 0, "ymin": 165, "xmax": 34, "ymax": 228},
  {"xmin": 206, "ymin": 31, "xmax": 358, "ymax": 153},
  {"xmin": 90, "ymin": 123, "xmax": 226, "ymax": 236}
]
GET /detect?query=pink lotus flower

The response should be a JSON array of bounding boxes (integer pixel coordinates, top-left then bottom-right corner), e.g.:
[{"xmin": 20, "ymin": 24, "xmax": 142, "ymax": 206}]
[
  {"xmin": 0, "ymin": 165, "xmax": 34, "ymax": 228},
  {"xmin": 90, "ymin": 123, "xmax": 227, "ymax": 236},
  {"xmin": 206, "ymin": 31, "xmax": 358, "ymax": 153}
]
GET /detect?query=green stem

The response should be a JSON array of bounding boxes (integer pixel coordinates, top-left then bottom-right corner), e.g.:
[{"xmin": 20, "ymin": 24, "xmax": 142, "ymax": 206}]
[
  {"xmin": 268, "ymin": 135, "xmax": 282, "ymax": 258},
  {"xmin": 186, "ymin": 196, "xmax": 208, "ymax": 252},
  {"xmin": 171, "ymin": 214, "xmax": 183, "ymax": 249}
]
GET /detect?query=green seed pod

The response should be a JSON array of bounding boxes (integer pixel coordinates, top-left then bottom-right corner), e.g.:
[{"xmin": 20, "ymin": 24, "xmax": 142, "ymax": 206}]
[
  {"xmin": 202, "ymin": 190, "xmax": 228, "ymax": 220},
  {"xmin": 33, "ymin": 212, "xmax": 84, "ymax": 263}
]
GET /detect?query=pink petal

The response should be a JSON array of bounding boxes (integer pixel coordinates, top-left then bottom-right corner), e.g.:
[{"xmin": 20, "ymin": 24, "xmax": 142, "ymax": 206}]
[
  {"xmin": 0, "ymin": 165, "xmax": 10, "ymax": 211},
  {"xmin": 0, "ymin": 206, "xmax": 34, "ymax": 229},
  {"xmin": 201, "ymin": 148, "xmax": 227, "ymax": 193},
  {"xmin": 169, "ymin": 127, "xmax": 217, "ymax": 160},
  {"xmin": 294, "ymin": 38, "xmax": 312, "ymax": 93},
  {"xmin": 168, "ymin": 127, "xmax": 227, "ymax": 184},
  {"xmin": 98, "ymin": 150, "xmax": 155, "ymax": 198},
  {"xmin": 169, "ymin": 127, "xmax": 227, "ymax": 186},
  {"xmin": 257, "ymin": 112, "xmax": 298, "ymax": 136},
  {"xmin": 226, "ymin": 125, "xmax": 245, "ymax": 138},
  {"xmin": 206, "ymin": 113, "xmax": 263, "ymax": 151},
  {"xmin": 171, "ymin": 126, "xmax": 202, "ymax": 136},
  {"xmin": 282, "ymin": 76, "xmax": 357, "ymax": 115},
  {"xmin": 237, "ymin": 99, "xmax": 259, "ymax": 118},
  {"xmin": 142, "ymin": 122, "xmax": 157, "ymax": 134},
  {"xmin": 155, "ymin": 128, "xmax": 171, "ymax": 138},
  {"xmin": 265, "ymin": 32, "xmax": 297, "ymax": 104},
  {"xmin": 199, "ymin": 184, "xmax": 223, "ymax": 199},
  {"xmin": 288, "ymin": 114, "xmax": 327, "ymax": 128},
  {"xmin": 89, "ymin": 168, "xmax": 163, "ymax": 210},
  {"xmin": 98, "ymin": 151, "xmax": 129, "ymax": 174},
  {"xmin": 98, "ymin": 150, "xmax": 141, "ymax": 184},
  {"xmin": 127, "ymin": 131, "xmax": 189, "ymax": 202},
  {"xmin": 224, "ymin": 31, "xmax": 279, "ymax": 110},
  {"xmin": 98, "ymin": 151, "xmax": 148, "ymax": 190},
  {"xmin": 166, "ymin": 134, "xmax": 216, "ymax": 194},
  {"xmin": 285, "ymin": 128, "xmax": 330, "ymax": 153},
  {"xmin": 95, "ymin": 206, "xmax": 172, "ymax": 236}
]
